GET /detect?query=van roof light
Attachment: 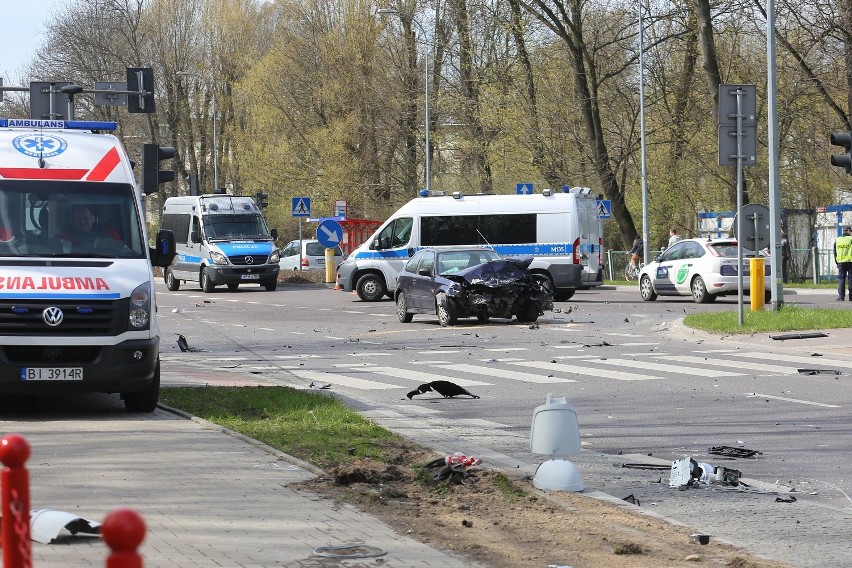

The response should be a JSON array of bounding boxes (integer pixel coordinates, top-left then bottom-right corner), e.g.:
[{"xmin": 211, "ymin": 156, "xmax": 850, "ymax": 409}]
[
  {"xmin": 542, "ymin": 188, "xmax": 553, "ymax": 196},
  {"xmin": 452, "ymin": 191, "xmax": 463, "ymax": 199}
]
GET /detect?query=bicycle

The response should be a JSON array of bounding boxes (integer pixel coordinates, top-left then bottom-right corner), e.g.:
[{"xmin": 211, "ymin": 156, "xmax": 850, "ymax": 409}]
[{"xmin": 624, "ymin": 257, "xmax": 644, "ymax": 281}]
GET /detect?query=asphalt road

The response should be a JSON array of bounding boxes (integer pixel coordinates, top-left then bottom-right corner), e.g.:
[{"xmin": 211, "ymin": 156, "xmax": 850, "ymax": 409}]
[{"xmin": 152, "ymin": 281, "xmax": 851, "ymax": 567}]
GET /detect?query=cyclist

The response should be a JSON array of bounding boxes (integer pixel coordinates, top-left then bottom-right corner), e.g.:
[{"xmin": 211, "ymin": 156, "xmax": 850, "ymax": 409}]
[{"xmin": 628, "ymin": 234, "xmax": 643, "ymax": 273}]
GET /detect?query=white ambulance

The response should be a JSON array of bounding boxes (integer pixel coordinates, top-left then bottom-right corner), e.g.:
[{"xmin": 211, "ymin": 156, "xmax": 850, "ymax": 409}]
[
  {"xmin": 336, "ymin": 189, "xmax": 604, "ymax": 301},
  {"xmin": 0, "ymin": 117, "xmax": 176, "ymax": 411}
]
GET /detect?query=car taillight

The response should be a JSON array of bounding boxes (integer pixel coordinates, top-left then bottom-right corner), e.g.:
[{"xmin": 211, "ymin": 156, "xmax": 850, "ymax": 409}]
[
  {"xmin": 301, "ymin": 257, "xmax": 309, "ymax": 267},
  {"xmin": 573, "ymin": 237, "xmax": 581, "ymax": 263}
]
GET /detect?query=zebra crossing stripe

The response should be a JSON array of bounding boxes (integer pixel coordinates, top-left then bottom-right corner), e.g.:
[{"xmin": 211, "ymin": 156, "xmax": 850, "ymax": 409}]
[
  {"xmin": 509, "ymin": 360, "xmax": 662, "ymax": 381},
  {"xmin": 289, "ymin": 370, "xmax": 401, "ymax": 390},
  {"xmin": 654, "ymin": 355, "xmax": 798, "ymax": 375},
  {"xmin": 431, "ymin": 363, "xmax": 575, "ymax": 383},
  {"xmin": 571, "ymin": 358, "xmax": 742, "ymax": 377},
  {"xmin": 735, "ymin": 352, "xmax": 852, "ymax": 368},
  {"xmin": 364, "ymin": 367, "xmax": 491, "ymax": 387}
]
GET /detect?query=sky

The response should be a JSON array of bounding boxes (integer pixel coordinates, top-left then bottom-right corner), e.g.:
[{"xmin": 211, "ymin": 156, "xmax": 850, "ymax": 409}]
[{"xmin": 1, "ymin": 0, "xmax": 65, "ymax": 80}]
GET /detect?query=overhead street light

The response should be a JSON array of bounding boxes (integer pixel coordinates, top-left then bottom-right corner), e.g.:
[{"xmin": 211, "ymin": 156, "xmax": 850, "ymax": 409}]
[
  {"xmin": 377, "ymin": 8, "xmax": 432, "ymax": 194},
  {"xmin": 177, "ymin": 70, "xmax": 219, "ymax": 193}
]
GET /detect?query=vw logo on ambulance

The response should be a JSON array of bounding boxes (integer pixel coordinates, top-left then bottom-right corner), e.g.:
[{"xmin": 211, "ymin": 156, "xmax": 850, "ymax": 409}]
[{"xmin": 42, "ymin": 307, "xmax": 64, "ymax": 327}]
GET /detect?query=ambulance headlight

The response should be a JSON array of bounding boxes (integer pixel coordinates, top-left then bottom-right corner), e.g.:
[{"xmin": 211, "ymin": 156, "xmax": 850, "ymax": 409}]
[
  {"xmin": 269, "ymin": 250, "xmax": 280, "ymax": 263},
  {"xmin": 210, "ymin": 251, "xmax": 229, "ymax": 265},
  {"xmin": 129, "ymin": 282, "xmax": 151, "ymax": 329}
]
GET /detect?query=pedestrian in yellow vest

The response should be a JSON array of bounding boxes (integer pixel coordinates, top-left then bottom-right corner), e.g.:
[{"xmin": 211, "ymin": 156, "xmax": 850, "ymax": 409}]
[{"xmin": 834, "ymin": 226, "xmax": 852, "ymax": 301}]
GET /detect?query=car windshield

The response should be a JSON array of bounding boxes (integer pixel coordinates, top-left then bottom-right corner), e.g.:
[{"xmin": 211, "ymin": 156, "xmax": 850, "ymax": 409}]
[
  {"xmin": 437, "ymin": 250, "xmax": 501, "ymax": 274},
  {"xmin": 203, "ymin": 214, "xmax": 271, "ymax": 241},
  {"xmin": 0, "ymin": 180, "xmax": 145, "ymax": 258}
]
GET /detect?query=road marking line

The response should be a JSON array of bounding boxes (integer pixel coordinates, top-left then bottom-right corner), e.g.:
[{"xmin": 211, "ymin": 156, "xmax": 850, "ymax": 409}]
[
  {"xmin": 485, "ymin": 347, "xmax": 528, "ymax": 352},
  {"xmin": 736, "ymin": 352, "xmax": 852, "ymax": 368},
  {"xmin": 419, "ymin": 350, "xmax": 460, "ymax": 354},
  {"xmin": 349, "ymin": 352, "xmax": 395, "ymax": 357},
  {"xmin": 510, "ymin": 360, "xmax": 663, "ymax": 381},
  {"xmin": 746, "ymin": 393, "xmax": 841, "ymax": 408},
  {"xmin": 289, "ymin": 370, "xmax": 402, "ymax": 390},
  {"xmin": 655, "ymin": 355, "xmax": 798, "ymax": 375},
  {"xmin": 274, "ymin": 354, "xmax": 321, "ymax": 359},
  {"xmin": 364, "ymin": 366, "xmax": 491, "ymax": 387},
  {"xmin": 575, "ymin": 357, "xmax": 742, "ymax": 377},
  {"xmin": 431, "ymin": 363, "xmax": 575, "ymax": 383}
]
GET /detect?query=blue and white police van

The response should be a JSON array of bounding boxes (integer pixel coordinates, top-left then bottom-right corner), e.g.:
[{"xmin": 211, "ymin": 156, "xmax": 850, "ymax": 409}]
[
  {"xmin": 336, "ymin": 189, "xmax": 604, "ymax": 302},
  {"xmin": 160, "ymin": 194, "xmax": 280, "ymax": 292}
]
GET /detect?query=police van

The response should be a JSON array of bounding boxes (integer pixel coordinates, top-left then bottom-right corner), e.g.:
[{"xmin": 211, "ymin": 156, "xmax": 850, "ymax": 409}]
[
  {"xmin": 160, "ymin": 194, "xmax": 280, "ymax": 292},
  {"xmin": 0, "ymin": 117, "xmax": 176, "ymax": 411},
  {"xmin": 336, "ymin": 189, "xmax": 604, "ymax": 302}
]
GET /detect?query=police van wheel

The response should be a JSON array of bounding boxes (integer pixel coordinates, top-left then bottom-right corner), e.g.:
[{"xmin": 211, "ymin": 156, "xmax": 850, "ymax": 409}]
[
  {"xmin": 124, "ymin": 360, "xmax": 161, "ymax": 413},
  {"xmin": 201, "ymin": 268, "xmax": 215, "ymax": 293},
  {"xmin": 165, "ymin": 268, "xmax": 180, "ymax": 291},
  {"xmin": 356, "ymin": 273, "xmax": 386, "ymax": 302},
  {"xmin": 227, "ymin": 283, "xmax": 239, "ymax": 291},
  {"xmin": 264, "ymin": 280, "xmax": 278, "ymax": 291},
  {"xmin": 531, "ymin": 273, "xmax": 555, "ymax": 299},
  {"xmin": 554, "ymin": 290, "xmax": 574, "ymax": 302}
]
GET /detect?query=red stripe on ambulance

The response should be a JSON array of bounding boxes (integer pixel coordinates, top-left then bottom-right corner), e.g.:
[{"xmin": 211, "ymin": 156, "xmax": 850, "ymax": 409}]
[
  {"xmin": 85, "ymin": 147, "xmax": 121, "ymax": 181},
  {"xmin": 0, "ymin": 168, "xmax": 88, "ymax": 180}
]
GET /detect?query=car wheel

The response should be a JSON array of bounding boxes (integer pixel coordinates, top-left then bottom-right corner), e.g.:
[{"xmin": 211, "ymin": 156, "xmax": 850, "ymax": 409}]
[
  {"xmin": 396, "ymin": 293, "xmax": 413, "ymax": 323},
  {"xmin": 764, "ymin": 290, "xmax": 772, "ymax": 304},
  {"xmin": 691, "ymin": 276, "xmax": 712, "ymax": 304},
  {"xmin": 264, "ymin": 280, "xmax": 278, "ymax": 291},
  {"xmin": 554, "ymin": 290, "xmax": 574, "ymax": 302},
  {"xmin": 227, "ymin": 283, "xmax": 239, "ymax": 292},
  {"xmin": 165, "ymin": 268, "xmax": 180, "ymax": 291},
  {"xmin": 436, "ymin": 294, "xmax": 457, "ymax": 327},
  {"xmin": 515, "ymin": 302, "xmax": 539, "ymax": 323},
  {"xmin": 639, "ymin": 275, "xmax": 657, "ymax": 301},
  {"xmin": 201, "ymin": 268, "xmax": 215, "ymax": 293},
  {"xmin": 123, "ymin": 359, "xmax": 160, "ymax": 413},
  {"xmin": 356, "ymin": 273, "xmax": 386, "ymax": 302}
]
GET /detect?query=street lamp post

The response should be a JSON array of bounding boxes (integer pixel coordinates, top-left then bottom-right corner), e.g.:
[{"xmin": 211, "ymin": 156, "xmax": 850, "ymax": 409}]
[
  {"xmin": 177, "ymin": 71, "xmax": 219, "ymax": 192},
  {"xmin": 638, "ymin": 1, "xmax": 649, "ymax": 264},
  {"xmin": 377, "ymin": 8, "xmax": 431, "ymax": 194}
]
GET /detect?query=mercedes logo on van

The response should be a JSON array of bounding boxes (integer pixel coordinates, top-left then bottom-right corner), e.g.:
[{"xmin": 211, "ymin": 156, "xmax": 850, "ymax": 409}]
[
  {"xmin": 42, "ymin": 307, "xmax": 64, "ymax": 327},
  {"xmin": 245, "ymin": 256, "xmax": 254, "ymax": 264}
]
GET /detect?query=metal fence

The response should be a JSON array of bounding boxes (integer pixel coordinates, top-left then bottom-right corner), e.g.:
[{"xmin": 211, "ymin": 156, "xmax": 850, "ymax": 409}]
[{"xmin": 605, "ymin": 248, "xmax": 838, "ymax": 283}]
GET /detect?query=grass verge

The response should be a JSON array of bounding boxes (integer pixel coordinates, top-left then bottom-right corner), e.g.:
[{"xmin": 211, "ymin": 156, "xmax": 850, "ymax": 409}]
[
  {"xmin": 158, "ymin": 385, "xmax": 401, "ymax": 469},
  {"xmin": 683, "ymin": 304, "xmax": 852, "ymax": 334}
]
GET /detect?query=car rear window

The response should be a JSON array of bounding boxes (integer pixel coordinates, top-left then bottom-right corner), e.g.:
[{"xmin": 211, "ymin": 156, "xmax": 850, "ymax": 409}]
[
  {"xmin": 709, "ymin": 243, "xmax": 758, "ymax": 257},
  {"xmin": 305, "ymin": 242, "xmax": 343, "ymax": 256}
]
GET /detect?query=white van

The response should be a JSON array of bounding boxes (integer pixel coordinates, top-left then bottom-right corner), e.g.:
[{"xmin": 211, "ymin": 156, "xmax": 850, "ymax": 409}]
[
  {"xmin": 0, "ymin": 117, "xmax": 176, "ymax": 411},
  {"xmin": 160, "ymin": 194, "xmax": 280, "ymax": 292},
  {"xmin": 336, "ymin": 190, "xmax": 604, "ymax": 301}
]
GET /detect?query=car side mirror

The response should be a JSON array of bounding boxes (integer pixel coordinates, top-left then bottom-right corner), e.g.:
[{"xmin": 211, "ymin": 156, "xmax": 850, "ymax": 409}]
[
  {"xmin": 372, "ymin": 238, "xmax": 381, "ymax": 250},
  {"xmin": 418, "ymin": 268, "xmax": 432, "ymax": 277},
  {"xmin": 150, "ymin": 229, "xmax": 177, "ymax": 268},
  {"xmin": 270, "ymin": 228, "xmax": 278, "ymax": 239},
  {"xmin": 407, "ymin": 247, "xmax": 414, "ymax": 257}
]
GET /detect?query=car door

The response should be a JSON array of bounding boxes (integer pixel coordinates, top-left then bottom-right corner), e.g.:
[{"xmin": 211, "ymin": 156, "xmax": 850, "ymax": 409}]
[
  {"xmin": 407, "ymin": 250, "xmax": 436, "ymax": 310},
  {"xmin": 672, "ymin": 241, "xmax": 704, "ymax": 295},
  {"xmin": 651, "ymin": 242, "xmax": 685, "ymax": 294}
]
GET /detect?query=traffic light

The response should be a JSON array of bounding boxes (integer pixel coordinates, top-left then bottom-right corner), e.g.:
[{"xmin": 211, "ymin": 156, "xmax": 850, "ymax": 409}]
[
  {"xmin": 256, "ymin": 192, "xmax": 269, "ymax": 208},
  {"xmin": 830, "ymin": 131, "xmax": 852, "ymax": 174},
  {"xmin": 142, "ymin": 143, "xmax": 176, "ymax": 194}
]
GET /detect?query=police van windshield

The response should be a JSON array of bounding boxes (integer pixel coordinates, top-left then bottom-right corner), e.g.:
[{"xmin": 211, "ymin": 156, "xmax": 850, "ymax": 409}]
[
  {"xmin": 0, "ymin": 181, "xmax": 145, "ymax": 258},
  {"xmin": 203, "ymin": 214, "xmax": 271, "ymax": 241}
]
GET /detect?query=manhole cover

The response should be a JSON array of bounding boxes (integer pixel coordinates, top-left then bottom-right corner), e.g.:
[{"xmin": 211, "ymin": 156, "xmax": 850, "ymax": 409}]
[{"xmin": 313, "ymin": 544, "xmax": 386, "ymax": 559}]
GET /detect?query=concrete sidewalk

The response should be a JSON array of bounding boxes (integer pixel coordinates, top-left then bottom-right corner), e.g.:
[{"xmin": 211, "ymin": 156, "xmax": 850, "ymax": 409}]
[{"xmin": 4, "ymin": 401, "xmax": 484, "ymax": 567}]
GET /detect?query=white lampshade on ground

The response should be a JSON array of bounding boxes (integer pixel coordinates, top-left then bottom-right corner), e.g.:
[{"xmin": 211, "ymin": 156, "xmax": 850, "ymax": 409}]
[{"xmin": 530, "ymin": 394, "xmax": 583, "ymax": 492}]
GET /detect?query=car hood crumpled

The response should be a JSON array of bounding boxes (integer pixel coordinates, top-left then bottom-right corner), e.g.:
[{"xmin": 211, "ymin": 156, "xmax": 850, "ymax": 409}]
[{"xmin": 444, "ymin": 257, "xmax": 552, "ymax": 315}]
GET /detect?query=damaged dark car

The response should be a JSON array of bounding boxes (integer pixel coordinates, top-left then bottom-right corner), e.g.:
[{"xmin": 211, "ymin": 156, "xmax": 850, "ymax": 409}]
[{"xmin": 394, "ymin": 247, "xmax": 553, "ymax": 326}]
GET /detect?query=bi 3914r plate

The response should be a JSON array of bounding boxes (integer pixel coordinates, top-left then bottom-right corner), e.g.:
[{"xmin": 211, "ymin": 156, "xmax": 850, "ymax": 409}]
[{"xmin": 21, "ymin": 368, "xmax": 84, "ymax": 381}]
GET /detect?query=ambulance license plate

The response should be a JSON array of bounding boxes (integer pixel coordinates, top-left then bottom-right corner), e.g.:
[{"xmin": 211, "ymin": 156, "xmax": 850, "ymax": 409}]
[
  {"xmin": 241, "ymin": 274, "xmax": 260, "ymax": 280},
  {"xmin": 21, "ymin": 367, "xmax": 83, "ymax": 381}
]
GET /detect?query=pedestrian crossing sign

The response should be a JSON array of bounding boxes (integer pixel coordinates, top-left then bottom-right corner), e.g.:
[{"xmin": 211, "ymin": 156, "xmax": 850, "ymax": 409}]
[
  {"xmin": 596, "ymin": 199, "xmax": 612, "ymax": 219},
  {"xmin": 292, "ymin": 197, "xmax": 311, "ymax": 217}
]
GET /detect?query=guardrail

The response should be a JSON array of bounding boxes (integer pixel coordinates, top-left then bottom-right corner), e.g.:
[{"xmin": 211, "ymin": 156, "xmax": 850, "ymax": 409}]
[{"xmin": 1, "ymin": 433, "xmax": 146, "ymax": 567}]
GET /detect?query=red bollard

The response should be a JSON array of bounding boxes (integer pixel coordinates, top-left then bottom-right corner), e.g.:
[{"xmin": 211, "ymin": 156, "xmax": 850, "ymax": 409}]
[
  {"xmin": 102, "ymin": 508, "xmax": 146, "ymax": 568},
  {"xmin": 0, "ymin": 433, "xmax": 32, "ymax": 568}
]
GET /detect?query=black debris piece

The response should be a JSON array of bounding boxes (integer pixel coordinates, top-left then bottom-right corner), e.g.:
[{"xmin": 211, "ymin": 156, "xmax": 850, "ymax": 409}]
[
  {"xmin": 622, "ymin": 494, "xmax": 640, "ymax": 506},
  {"xmin": 407, "ymin": 381, "xmax": 479, "ymax": 399},
  {"xmin": 770, "ymin": 332, "xmax": 829, "ymax": 341},
  {"xmin": 797, "ymin": 369, "xmax": 842, "ymax": 376},
  {"xmin": 618, "ymin": 463, "xmax": 671, "ymax": 471},
  {"xmin": 707, "ymin": 446, "xmax": 763, "ymax": 458},
  {"xmin": 176, "ymin": 334, "xmax": 202, "ymax": 352},
  {"xmin": 775, "ymin": 495, "xmax": 797, "ymax": 503}
]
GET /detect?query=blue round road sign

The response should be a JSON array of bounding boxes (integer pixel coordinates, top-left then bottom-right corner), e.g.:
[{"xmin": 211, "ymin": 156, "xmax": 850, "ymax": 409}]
[{"xmin": 317, "ymin": 219, "xmax": 343, "ymax": 248}]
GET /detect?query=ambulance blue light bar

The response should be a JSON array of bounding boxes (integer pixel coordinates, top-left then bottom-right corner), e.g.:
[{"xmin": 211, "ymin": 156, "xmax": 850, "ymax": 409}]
[{"xmin": 0, "ymin": 118, "xmax": 117, "ymax": 131}]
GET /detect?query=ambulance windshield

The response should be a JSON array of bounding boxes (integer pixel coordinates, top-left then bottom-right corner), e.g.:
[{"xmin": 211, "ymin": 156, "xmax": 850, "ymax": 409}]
[
  {"xmin": 203, "ymin": 214, "xmax": 271, "ymax": 242},
  {"xmin": 0, "ymin": 181, "xmax": 145, "ymax": 258}
]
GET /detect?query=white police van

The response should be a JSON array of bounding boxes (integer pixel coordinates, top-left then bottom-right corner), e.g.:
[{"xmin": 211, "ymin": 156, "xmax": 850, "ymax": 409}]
[
  {"xmin": 0, "ymin": 117, "xmax": 177, "ymax": 411},
  {"xmin": 160, "ymin": 194, "xmax": 280, "ymax": 292},
  {"xmin": 336, "ymin": 189, "xmax": 604, "ymax": 302}
]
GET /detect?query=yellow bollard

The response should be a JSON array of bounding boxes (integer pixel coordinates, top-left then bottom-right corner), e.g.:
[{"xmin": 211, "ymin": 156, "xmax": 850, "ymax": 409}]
[
  {"xmin": 325, "ymin": 247, "xmax": 335, "ymax": 283},
  {"xmin": 750, "ymin": 257, "xmax": 765, "ymax": 311}
]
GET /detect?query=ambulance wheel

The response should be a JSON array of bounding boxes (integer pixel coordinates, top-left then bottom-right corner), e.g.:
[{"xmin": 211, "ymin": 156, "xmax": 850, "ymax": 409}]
[
  {"xmin": 264, "ymin": 280, "xmax": 278, "ymax": 291},
  {"xmin": 164, "ymin": 268, "xmax": 180, "ymax": 291},
  {"xmin": 201, "ymin": 268, "xmax": 215, "ymax": 292},
  {"xmin": 356, "ymin": 273, "xmax": 386, "ymax": 302},
  {"xmin": 124, "ymin": 360, "xmax": 160, "ymax": 413},
  {"xmin": 227, "ymin": 283, "xmax": 239, "ymax": 291}
]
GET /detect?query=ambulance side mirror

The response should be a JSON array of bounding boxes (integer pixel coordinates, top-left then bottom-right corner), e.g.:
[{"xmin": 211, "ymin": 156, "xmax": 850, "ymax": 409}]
[{"xmin": 151, "ymin": 229, "xmax": 177, "ymax": 267}]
